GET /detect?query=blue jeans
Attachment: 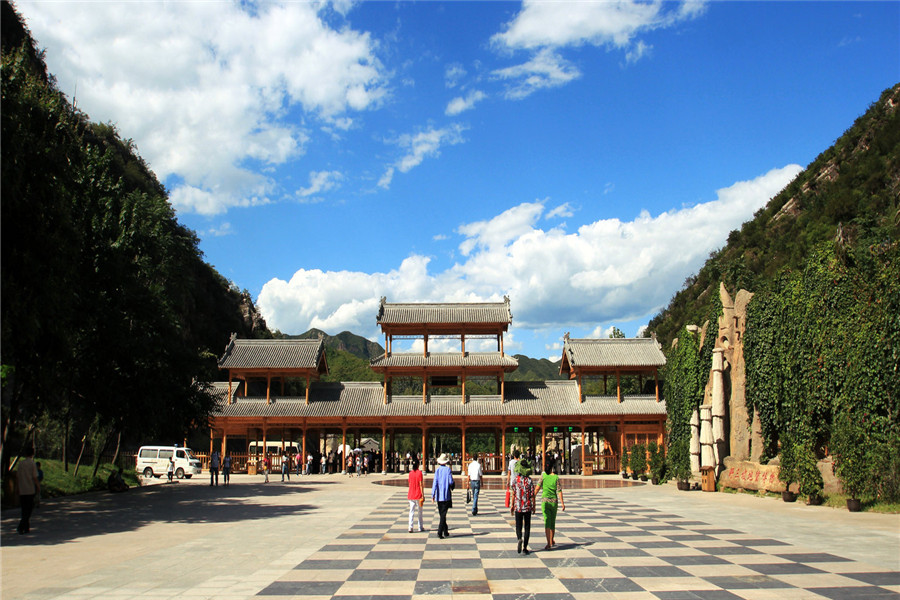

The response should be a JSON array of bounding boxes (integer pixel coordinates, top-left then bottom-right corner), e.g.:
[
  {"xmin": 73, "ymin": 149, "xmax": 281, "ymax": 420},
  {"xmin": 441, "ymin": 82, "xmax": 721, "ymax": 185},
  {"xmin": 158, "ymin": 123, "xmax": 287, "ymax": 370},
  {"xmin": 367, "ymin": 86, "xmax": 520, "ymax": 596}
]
[{"xmin": 470, "ymin": 480, "xmax": 481, "ymax": 515}]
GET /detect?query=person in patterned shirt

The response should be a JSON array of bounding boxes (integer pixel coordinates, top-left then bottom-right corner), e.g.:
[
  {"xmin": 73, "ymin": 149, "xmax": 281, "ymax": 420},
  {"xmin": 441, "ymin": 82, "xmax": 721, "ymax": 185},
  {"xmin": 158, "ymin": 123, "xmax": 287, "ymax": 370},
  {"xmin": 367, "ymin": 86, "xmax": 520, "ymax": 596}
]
[{"xmin": 509, "ymin": 458, "xmax": 536, "ymax": 554}]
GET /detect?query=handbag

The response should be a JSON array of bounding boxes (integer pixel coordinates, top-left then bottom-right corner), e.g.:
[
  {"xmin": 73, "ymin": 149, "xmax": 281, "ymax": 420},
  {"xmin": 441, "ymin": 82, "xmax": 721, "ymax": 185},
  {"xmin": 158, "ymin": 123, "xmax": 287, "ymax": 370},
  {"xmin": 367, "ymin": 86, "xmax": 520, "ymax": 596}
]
[
  {"xmin": 504, "ymin": 488, "xmax": 511, "ymax": 508},
  {"xmin": 466, "ymin": 488, "xmax": 472, "ymax": 504},
  {"xmin": 418, "ymin": 497, "xmax": 424, "ymax": 508}
]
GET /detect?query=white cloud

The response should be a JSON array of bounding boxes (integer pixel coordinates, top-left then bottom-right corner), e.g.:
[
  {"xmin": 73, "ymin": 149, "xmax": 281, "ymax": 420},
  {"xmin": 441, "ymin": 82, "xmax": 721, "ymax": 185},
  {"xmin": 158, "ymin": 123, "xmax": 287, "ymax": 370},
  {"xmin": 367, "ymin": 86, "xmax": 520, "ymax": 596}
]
[
  {"xmin": 18, "ymin": 1, "xmax": 387, "ymax": 216},
  {"xmin": 625, "ymin": 40, "xmax": 652, "ymax": 64},
  {"xmin": 379, "ymin": 125, "xmax": 467, "ymax": 188},
  {"xmin": 207, "ymin": 222, "xmax": 235, "ymax": 238},
  {"xmin": 260, "ymin": 164, "xmax": 801, "ymax": 338},
  {"xmin": 445, "ymin": 63, "xmax": 467, "ymax": 88},
  {"xmin": 493, "ymin": 49, "xmax": 580, "ymax": 100},
  {"xmin": 493, "ymin": 0, "xmax": 706, "ymax": 51},
  {"xmin": 546, "ymin": 203, "xmax": 574, "ymax": 219},
  {"xmin": 298, "ymin": 171, "xmax": 343, "ymax": 199},
  {"xmin": 433, "ymin": 234, "xmax": 449, "ymax": 241},
  {"xmin": 445, "ymin": 90, "xmax": 487, "ymax": 116}
]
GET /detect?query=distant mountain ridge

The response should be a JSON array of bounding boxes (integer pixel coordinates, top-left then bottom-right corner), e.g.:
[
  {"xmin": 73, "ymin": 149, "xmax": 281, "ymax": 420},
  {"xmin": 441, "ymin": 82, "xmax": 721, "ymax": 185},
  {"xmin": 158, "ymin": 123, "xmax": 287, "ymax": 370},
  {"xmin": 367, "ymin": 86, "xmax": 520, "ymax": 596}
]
[{"xmin": 277, "ymin": 328, "xmax": 565, "ymax": 382}]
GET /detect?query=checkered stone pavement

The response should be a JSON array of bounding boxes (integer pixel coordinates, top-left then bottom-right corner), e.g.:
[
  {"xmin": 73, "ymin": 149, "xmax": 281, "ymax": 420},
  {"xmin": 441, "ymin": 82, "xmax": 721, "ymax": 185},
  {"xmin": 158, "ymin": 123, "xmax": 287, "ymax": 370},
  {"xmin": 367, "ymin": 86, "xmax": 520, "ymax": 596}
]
[{"xmin": 258, "ymin": 489, "xmax": 900, "ymax": 600}]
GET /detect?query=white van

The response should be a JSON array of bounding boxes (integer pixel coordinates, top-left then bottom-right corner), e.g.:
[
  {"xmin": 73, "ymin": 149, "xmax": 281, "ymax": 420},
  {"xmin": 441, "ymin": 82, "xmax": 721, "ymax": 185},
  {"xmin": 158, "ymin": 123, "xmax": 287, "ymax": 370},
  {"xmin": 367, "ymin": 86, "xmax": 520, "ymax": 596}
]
[{"xmin": 136, "ymin": 445, "xmax": 202, "ymax": 479}]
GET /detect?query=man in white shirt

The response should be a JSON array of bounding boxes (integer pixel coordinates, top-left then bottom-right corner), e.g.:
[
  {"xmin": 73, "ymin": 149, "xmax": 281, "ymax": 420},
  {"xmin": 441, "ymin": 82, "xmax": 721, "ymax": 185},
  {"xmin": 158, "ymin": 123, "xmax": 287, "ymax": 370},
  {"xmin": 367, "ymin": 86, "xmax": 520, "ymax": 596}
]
[
  {"xmin": 466, "ymin": 455, "xmax": 483, "ymax": 516},
  {"xmin": 507, "ymin": 449, "xmax": 520, "ymax": 489},
  {"xmin": 16, "ymin": 446, "xmax": 40, "ymax": 535}
]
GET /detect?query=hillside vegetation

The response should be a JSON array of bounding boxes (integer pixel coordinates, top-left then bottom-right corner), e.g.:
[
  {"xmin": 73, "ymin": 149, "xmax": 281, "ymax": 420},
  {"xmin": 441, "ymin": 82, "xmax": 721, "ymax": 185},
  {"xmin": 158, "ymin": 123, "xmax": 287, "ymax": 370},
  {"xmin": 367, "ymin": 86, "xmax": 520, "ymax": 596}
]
[
  {"xmin": 1, "ymin": 2, "xmax": 268, "ymax": 482},
  {"xmin": 648, "ymin": 83, "xmax": 900, "ymax": 346}
]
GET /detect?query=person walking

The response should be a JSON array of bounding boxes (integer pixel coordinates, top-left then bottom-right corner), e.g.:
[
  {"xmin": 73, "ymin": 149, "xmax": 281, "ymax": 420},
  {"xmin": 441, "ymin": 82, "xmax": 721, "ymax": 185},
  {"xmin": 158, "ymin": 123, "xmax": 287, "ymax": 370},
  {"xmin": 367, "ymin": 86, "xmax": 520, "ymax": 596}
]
[
  {"xmin": 222, "ymin": 452, "xmax": 232, "ymax": 486},
  {"xmin": 320, "ymin": 454, "xmax": 326, "ymax": 474},
  {"xmin": 407, "ymin": 458, "xmax": 425, "ymax": 533},
  {"xmin": 431, "ymin": 453, "xmax": 454, "ymax": 539},
  {"xmin": 263, "ymin": 453, "xmax": 270, "ymax": 483},
  {"xmin": 16, "ymin": 446, "xmax": 40, "ymax": 535},
  {"xmin": 210, "ymin": 450, "xmax": 220, "ymax": 486},
  {"xmin": 535, "ymin": 458, "xmax": 565, "ymax": 550},
  {"xmin": 466, "ymin": 454, "xmax": 483, "ymax": 516},
  {"xmin": 510, "ymin": 458, "xmax": 536, "ymax": 554},
  {"xmin": 281, "ymin": 451, "xmax": 291, "ymax": 481}
]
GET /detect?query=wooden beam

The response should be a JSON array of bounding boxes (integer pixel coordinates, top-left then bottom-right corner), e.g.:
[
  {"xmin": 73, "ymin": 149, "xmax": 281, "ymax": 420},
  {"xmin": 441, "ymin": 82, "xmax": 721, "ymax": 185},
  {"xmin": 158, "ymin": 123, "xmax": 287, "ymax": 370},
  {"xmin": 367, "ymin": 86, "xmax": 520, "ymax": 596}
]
[
  {"xmin": 581, "ymin": 426, "xmax": 586, "ymax": 476},
  {"xmin": 500, "ymin": 372, "xmax": 505, "ymax": 403},
  {"xmin": 461, "ymin": 372, "xmax": 466, "ymax": 404}
]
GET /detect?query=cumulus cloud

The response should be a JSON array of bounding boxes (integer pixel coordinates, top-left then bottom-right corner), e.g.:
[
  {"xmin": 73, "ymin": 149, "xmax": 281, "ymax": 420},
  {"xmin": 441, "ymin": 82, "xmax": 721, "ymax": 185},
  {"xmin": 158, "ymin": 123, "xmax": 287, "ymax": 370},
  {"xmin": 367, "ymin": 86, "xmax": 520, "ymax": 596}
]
[
  {"xmin": 259, "ymin": 165, "xmax": 801, "ymax": 339},
  {"xmin": 493, "ymin": 0, "xmax": 706, "ymax": 51},
  {"xmin": 445, "ymin": 63, "xmax": 467, "ymax": 88},
  {"xmin": 18, "ymin": 1, "xmax": 387, "ymax": 216},
  {"xmin": 490, "ymin": 0, "xmax": 705, "ymax": 96},
  {"xmin": 378, "ymin": 125, "xmax": 467, "ymax": 189},
  {"xmin": 446, "ymin": 90, "xmax": 487, "ymax": 115}
]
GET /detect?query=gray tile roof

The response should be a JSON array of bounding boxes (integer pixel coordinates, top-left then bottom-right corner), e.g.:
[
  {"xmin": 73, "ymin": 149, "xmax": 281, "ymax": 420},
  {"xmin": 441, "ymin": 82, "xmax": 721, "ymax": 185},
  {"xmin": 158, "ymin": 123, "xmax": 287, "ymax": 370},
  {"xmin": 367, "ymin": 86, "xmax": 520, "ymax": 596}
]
[
  {"xmin": 369, "ymin": 352, "xmax": 519, "ymax": 370},
  {"xmin": 562, "ymin": 337, "xmax": 666, "ymax": 370},
  {"xmin": 212, "ymin": 380, "xmax": 666, "ymax": 419},
  {"xmin": 218, "ymin": 336, "xmax": 327, "ymax": 371},
  {"xmin": 376, "ymin": 297, "xmax": 512, "ymax": 326}
]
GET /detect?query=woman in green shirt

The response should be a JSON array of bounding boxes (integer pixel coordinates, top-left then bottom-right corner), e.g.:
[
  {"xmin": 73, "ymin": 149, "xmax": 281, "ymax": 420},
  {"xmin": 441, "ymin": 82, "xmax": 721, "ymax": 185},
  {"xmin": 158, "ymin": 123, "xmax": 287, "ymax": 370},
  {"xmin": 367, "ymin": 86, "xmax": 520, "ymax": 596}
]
[{"xmin": 535, "ymin": 457, "xmax": 565, "ymax": 550}]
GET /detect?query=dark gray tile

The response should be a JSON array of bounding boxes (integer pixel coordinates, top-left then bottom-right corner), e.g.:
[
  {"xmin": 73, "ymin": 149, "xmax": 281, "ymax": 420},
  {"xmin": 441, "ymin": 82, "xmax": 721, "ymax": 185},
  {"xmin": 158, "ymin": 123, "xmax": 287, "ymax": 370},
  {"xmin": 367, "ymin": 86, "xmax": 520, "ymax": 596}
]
[
  {"xmin": 661, "ymin": 554, "xmax": 731, "ymax": 566},
  {"xmin": 841, "ymin": 572, "xmax": 900, "ymax": 586},
  {"xmin": 294, "ymin": 559, "xmax": 362, "ymax": 570},
  {"xmin": 745, "ymin": 563, "xmax": 825, "ymax": 575},
  {"xmin": 483, "ymin": 567, "xmax": 553, "ymax": 579},
  {"xmin": 590, "ymin": 548, "xmax": 651, "ymax": 557},
  {"xmin": 700, "ymin": 546, "xmax": 763, "ymax": 555},
  {"xmin": 806, "ymin": 587, "xmax": 900, "ymax": 600},
  {"xmin": 775, "ymin": 552, "xmax": 852, "ymax": 562},
  {"xmin": 561, "ymin": 577, "xmax": 644, "ymax": 593},
  {"xmin": 346, "ymin": 568, "xmax": 418, "ymax": 581},
  {"xmin": 653, "ymin": 591, "xmax": 745, "ymax": 600},
  {"xmin": 617, "ymin": 565, "xmax": 693, "ymax": 578},
  {"xmin": 702, "ymin": 575, "xmax": 794, "ymax": 589},
  {"xmin": 258, "ymin": 581, "xmax": 343, "ymax": 595}
]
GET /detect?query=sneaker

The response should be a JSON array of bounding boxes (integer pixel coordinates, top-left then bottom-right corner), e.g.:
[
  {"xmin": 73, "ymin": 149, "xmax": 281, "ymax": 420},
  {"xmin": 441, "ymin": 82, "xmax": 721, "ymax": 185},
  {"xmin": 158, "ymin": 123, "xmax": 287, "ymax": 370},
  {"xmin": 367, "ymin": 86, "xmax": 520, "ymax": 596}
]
[
  {"xmin": 523, "ymin": 547, "xmax": 529, "ymax": 555},
  {"xmin": 409, "ymin": 528, "xmax": 413, "ymax": 533},
  {"xmin": 517, "ymin": 539, "xmax": 522, "ymax": 554}
]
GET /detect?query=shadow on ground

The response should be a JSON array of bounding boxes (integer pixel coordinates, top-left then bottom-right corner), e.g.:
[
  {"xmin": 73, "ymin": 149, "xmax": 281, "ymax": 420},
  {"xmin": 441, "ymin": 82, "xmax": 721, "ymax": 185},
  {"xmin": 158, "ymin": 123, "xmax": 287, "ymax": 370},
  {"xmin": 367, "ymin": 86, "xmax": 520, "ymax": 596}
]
[{"xmin": 1, "ymin": 481, "xmax": 322, "ymax": 546}]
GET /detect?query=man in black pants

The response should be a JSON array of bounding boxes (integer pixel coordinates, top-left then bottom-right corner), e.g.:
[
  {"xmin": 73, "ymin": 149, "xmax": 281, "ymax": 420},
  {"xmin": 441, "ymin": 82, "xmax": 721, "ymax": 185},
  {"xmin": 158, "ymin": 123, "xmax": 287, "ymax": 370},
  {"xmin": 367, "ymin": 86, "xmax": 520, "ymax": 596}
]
[{"xmin": 17, "ymin": 446, "xmax": 41, "ymax": 534}]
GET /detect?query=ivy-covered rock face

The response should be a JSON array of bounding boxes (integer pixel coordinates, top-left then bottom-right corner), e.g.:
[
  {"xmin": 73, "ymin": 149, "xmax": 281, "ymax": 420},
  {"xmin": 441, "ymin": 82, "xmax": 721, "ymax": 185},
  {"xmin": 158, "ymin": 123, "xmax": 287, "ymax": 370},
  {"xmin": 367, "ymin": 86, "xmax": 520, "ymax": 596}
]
[{"xmin": 744, "ymin": 239, "xmax": 900, "ymax": 503}]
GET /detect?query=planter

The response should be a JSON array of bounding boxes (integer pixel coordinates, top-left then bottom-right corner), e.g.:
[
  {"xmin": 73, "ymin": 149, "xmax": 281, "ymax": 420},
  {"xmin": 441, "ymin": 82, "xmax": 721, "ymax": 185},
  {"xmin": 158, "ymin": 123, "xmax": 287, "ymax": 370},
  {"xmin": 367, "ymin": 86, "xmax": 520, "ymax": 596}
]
[
  {"xmin": 651, "ymin": 477, "xmax": 659, "ymax": 485},
  {"xmin": 639, "ymin": 475, "xmax": 648, "ymax": 482},
  {"xmin": 631, "ymin": 473, "xmax": 638, "ymax": 480},
  {"xmin": 846, "ymin": 498, "xmax": 862, "ymax": 512},
  {"xmin": 807, "ymin": 494, "xmax": 823, "ymax": 506},
  {"xmin": 677, "ymin": 480, "xmax": 690, "ymax": 491},
  {"xmin": 621, "ymin": 472, "xmax": 629, "ymax": 479},
  {"xmin": 782, "ymin": 491, "xmax": 797, "ymax": 502}
]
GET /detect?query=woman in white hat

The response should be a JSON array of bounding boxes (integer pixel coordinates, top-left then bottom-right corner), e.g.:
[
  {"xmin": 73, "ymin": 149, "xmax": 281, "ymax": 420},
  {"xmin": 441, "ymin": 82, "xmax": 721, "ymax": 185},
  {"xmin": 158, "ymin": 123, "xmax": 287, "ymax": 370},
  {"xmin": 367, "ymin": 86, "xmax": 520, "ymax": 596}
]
[{"xmin": 431, "ymin": 453, "xmax": 454, "ymax": 539}]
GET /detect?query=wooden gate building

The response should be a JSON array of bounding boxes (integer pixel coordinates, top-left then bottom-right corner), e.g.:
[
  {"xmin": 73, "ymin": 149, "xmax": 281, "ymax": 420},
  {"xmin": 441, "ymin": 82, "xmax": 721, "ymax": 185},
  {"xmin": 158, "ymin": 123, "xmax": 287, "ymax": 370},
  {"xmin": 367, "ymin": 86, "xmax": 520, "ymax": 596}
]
[{"xmin": 208, "ymin": 298, "xmax": 666, "ymax": 475}]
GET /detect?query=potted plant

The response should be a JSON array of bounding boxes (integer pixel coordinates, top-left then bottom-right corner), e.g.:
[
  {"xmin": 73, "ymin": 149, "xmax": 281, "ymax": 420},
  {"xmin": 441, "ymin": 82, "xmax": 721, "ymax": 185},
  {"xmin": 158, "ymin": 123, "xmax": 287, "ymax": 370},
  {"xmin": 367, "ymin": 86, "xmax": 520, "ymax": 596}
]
[
  {"xmin": 630, "ymin": 443, "xmax": 647, "ymax": 481},
  {"xmin": 648, "ymin": 441, "xmax": 665, "ymax": 485},
  {"xmin": 778, "ymin": 442, "xmax": 798, "ymax": 502},
  {"xmin": 669, "ymin": 438, "xmax": 692, "ymax": 490},
  {"xmin": 797, "ymin": 443, "xmax": 824, "ymax": 505},
  {"xmin": 831, "ymin": 412, "xmax": 867, "ymax": 512},
  {"xmin": 621, "ymin": 448, "xmax": 630, "ymax": 478}
]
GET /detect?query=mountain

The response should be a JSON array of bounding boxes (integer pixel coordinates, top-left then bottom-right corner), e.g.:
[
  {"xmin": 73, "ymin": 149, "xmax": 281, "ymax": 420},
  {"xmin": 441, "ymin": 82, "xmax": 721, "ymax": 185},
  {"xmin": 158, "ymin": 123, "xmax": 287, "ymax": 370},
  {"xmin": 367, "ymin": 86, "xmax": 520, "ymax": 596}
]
[
  {"xmin": 648, "ymin": 83, "xmax": 900, "ymax": 346},
  {"xmin": 508, "ymin": 354, "xmax": 565, "ymax": 381},
  {"xmin": 280, "ymin": 328, "xmax": 385, "ymax": 359}
]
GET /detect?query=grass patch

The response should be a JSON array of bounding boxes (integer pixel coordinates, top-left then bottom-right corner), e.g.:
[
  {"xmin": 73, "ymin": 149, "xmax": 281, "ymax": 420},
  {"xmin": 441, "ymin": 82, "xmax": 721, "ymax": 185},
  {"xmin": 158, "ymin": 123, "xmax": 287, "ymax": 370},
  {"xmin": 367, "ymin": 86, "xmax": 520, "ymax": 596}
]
[
  {"xmin": 3, "ymin": 458, "xmax": 141, "ymax": 504},
  {"xmin": 823, "ymin": 492, "xmax": 900, "ymax": 514}
]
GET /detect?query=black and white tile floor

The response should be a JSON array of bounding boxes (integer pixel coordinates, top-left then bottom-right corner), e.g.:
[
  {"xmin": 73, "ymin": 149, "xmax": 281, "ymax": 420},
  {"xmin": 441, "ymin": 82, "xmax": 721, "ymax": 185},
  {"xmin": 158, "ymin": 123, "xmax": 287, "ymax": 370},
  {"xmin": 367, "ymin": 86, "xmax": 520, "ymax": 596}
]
[{"xmin": 259, "ymin": 489, "xmax": 900, "ymax": 600}]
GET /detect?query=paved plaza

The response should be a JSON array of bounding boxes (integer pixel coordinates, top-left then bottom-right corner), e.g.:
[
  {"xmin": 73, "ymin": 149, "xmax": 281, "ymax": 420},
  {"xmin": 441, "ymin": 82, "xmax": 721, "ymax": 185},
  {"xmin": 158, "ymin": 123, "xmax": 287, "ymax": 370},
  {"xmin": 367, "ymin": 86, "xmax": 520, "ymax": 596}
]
[{"xmin": 2, "ymin": 473, "xmax": 898, "ymax": 600}]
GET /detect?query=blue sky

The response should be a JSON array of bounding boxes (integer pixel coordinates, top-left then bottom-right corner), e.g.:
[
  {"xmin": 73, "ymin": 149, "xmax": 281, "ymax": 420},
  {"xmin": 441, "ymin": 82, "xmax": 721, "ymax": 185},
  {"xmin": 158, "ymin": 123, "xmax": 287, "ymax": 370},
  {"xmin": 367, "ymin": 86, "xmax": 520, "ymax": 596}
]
[{"xmin": 19, "ymin": 1, "xmax": 900, "ymax": 359}]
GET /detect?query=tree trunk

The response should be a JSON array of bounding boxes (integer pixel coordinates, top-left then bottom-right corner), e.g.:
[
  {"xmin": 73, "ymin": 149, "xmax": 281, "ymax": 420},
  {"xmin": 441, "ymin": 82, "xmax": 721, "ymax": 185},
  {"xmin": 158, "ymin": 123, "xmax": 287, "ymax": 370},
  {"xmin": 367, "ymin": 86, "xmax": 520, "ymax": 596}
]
[
  {"xmin": 110, "ymin": 430, "xmax": 122, "ymax": 468},
  {"xmin": 63, "ymin": 417, "xmax": 69, "ymax": 472},
  {"xmin": 73, "ymin": 433, "xmax": 88, "ymax": 478},
  {"xmin": 91, "ymin": 431, "xmax": 113, "ymax": 480}
]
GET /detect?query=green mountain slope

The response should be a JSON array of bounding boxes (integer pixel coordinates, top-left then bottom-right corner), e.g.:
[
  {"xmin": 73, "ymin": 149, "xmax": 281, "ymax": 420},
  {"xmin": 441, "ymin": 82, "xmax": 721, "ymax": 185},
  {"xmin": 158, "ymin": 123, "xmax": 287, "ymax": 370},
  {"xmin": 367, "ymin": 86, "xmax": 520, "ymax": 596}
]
[{"xmin": 648, "ymin": 83, "xmax": 900, "ymax": 346}]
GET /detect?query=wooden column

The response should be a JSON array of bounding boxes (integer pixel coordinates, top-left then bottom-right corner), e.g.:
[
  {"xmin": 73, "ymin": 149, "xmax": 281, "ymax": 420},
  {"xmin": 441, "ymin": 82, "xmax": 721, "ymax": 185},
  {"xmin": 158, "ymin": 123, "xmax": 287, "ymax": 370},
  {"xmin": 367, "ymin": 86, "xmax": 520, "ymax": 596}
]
[
  {"xmin": 421, "ymin": 426, "xmax": 428, "ymax": 473},
  {"xmin": 381, "ymin": 425, "xmax": 387, "ymax": 474},
  {"xmin": 541, "ymin": 422, "xmax": 546, "ymax": 468},
  {"xmin": 424, "ymin": 334, "xmax": 428, "ymax": 356},
  {"xmin": 500, "ymin": 333, "xmax": 504, "ymax": 356},
  {"xmin": 581, "ymin": 426, "xmax": 586, "ymax": 476},
  {"xmin": 461, "ymin": 372, "xmax": 466, "ymax": 404},
  {"xmin": 209, "ymin": 429, "xmax": 214, "ymax": 456},
  {"xmin": 341, "ymin": 425, "xmax": 347, "ymax": 474},
  {"xmin": 305, "ymin": 375, "xmax": 310, "ymax": 405},
  {"xmin": 383, "ymin": 376, "xmax": 388, "ymax": 405},
  {"xmin": 262, "ymin": 421, "xmax": 268, "ymax": 459},
  {"xmin": 221, "ymin": 432, "xmax": 227, "ymax": 459},
  {"xmin": 655, "ymin": 368, "xmax": 660, "ymax": 402},
  {"xmin": 500, "ymin": 372, "xmax": 505, "ymax": 403},
  {"xmin": 266, "ymin": 372, "xmax": 271, "ymax": 404},
  {"xmin": 618, "ymin": 418, "xmax": 625, "ymax": 472},
  {"xmin": 461, "ymin": 425, "xmax": 467, "ymax": 468},
  {"xmin": 228, "ymin": 373, "xmax": 233, "ymax": 403},
  {"xmin": 616, "ymin": 370, "xmax": 622, "ymax": 403},
  {"xmin": 301, "ymin": 427, "xmax": 306, "ymax": 470},
  {"xmin": 461, "ymin": 333, "xmax": 466, "ymax": 354},
  {"xmin": 244, "ymin": 376, "xmax": 248, "ymax": 397},
  {"xmin": 501, "ymin": 424, "xmax": 507, "ymax": 475},
  {"xmin": 578, "ymin": 374, "xmax": 583, "ymax": 403}
]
